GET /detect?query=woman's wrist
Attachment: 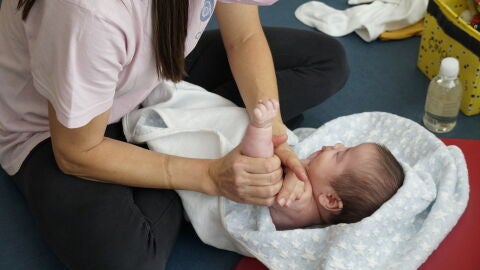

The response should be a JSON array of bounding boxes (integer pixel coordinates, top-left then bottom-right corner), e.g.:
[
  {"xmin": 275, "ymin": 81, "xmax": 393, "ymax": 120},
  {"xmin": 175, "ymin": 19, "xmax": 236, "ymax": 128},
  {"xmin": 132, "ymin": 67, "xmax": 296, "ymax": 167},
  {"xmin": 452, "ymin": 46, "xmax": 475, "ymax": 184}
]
[
  {"xmin": 204, "ymin": 159, "xmax": 220, "ymax": 196},
  {"xmin": 163, "ymin": 155, "xmax": 218, "ymax": 195},
  {"xmin": 190, "ymin": 158, "xmax": 219, "ymax": 196}
]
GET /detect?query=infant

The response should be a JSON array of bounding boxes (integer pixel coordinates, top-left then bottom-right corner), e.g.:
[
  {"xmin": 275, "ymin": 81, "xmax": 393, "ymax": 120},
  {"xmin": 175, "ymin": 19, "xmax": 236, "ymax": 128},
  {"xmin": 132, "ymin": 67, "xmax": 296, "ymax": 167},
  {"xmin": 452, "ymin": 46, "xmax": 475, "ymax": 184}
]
[{"xmin": 241, "ymin": 99, "xmax": 405, "ymax": 230}]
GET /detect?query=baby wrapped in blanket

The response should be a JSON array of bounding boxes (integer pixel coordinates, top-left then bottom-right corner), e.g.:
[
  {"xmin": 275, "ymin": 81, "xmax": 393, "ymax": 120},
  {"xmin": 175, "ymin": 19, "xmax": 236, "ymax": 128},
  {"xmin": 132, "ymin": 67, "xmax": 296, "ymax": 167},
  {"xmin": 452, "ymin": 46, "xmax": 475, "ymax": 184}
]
[
  {"xmin": 238, "ymin": 99, "xmax": 404, "ymax": 230},
  {"xmin": 123, "ymin": 81, "xmax": 469, "ymax": 270}
]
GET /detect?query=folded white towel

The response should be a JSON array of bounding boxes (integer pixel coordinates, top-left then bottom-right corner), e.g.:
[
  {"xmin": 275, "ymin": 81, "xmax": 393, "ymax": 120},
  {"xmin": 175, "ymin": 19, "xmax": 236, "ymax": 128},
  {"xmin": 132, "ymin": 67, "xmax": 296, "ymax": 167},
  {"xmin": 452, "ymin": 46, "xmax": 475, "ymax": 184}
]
[{"xmin": 295, "ymin": 0, "xmax": 428, "ymax": 42}]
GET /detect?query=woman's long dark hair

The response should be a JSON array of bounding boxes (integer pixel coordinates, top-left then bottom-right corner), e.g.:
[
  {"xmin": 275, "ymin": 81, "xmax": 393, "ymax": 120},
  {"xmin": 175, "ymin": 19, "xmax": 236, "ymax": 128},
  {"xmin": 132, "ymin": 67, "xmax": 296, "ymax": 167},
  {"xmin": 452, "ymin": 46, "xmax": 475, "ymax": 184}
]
[{"xmin": 17, "ymin": 0, "xmax": 189, "ymax": 82}]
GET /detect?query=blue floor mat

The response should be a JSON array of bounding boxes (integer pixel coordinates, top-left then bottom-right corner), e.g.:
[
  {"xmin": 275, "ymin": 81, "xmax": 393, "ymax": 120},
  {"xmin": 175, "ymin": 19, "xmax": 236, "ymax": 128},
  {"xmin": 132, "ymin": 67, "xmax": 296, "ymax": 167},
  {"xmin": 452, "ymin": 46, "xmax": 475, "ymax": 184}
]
[{"xmin": 1, "ymin": 1, "xmax": 479, "ymax": 270}]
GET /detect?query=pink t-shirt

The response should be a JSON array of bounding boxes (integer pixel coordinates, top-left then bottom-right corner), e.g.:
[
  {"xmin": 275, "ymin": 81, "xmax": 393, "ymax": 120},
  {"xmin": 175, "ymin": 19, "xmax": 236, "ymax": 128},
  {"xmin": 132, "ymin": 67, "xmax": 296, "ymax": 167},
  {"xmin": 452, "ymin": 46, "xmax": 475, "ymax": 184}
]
[{"xmin": 0, "ymin": 0, "xmax": 278, "ymax": 175}]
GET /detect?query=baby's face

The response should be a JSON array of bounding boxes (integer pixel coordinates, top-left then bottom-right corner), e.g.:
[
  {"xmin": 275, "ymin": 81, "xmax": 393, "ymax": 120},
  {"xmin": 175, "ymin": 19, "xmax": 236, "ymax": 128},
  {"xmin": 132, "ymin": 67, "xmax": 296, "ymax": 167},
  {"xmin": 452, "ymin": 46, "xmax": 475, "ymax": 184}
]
[{"xmin": 305, "ymin": 143, "xmax": 378, "ymax": 195}]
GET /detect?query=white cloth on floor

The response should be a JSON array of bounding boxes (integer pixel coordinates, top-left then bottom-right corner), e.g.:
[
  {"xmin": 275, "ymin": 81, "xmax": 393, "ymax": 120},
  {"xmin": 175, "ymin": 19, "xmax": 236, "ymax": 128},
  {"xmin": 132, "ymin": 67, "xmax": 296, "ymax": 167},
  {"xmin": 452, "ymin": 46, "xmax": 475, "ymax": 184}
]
[
  {"xmin": 123, "ymin": 81, "xmax": 469, "ymax": 270},
  {"xmin": 294, "ymin": 0, "xmax": 428, "ymax": 42}
]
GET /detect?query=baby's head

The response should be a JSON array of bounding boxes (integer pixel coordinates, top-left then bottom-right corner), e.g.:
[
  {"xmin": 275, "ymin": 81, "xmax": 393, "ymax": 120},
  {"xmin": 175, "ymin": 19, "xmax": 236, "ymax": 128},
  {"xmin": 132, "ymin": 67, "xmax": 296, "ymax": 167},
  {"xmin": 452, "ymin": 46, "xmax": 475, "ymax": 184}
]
[{"xmin": 306, "ymin": 142, "xmax": 404, "ymax": 225}]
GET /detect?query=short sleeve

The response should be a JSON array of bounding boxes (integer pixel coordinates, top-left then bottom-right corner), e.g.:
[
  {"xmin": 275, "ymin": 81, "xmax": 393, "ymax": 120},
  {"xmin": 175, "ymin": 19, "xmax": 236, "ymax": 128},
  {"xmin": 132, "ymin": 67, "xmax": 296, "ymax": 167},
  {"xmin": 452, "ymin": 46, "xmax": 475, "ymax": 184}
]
[
  {"xmin": 217, "ymin": 0, "xmax": 279, "ymax": 5},
  {"xmin": 28, "ymin": 1, "xmax": 128, "ymax": 128}
]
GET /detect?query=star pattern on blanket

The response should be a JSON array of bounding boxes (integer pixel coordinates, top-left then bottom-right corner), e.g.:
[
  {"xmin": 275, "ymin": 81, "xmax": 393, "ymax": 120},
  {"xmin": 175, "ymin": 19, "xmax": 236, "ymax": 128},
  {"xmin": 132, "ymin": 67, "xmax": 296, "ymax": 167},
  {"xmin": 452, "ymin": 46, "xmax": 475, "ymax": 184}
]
[
  {"xmin": 221, "ymin": 112, "xmax": 468, "ymax": 270},
  {"xmin": 124, "ymin": 84, "xmax": 469, "ymax": 270}
]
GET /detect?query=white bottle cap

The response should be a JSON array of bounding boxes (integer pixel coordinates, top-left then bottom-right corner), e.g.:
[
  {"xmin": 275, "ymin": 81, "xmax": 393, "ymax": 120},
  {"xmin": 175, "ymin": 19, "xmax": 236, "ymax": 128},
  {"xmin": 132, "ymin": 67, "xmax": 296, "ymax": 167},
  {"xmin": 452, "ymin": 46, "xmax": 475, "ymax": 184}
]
[{"xmin": 438, "ymin": 57, "xmax": 459, "ymax": 79}]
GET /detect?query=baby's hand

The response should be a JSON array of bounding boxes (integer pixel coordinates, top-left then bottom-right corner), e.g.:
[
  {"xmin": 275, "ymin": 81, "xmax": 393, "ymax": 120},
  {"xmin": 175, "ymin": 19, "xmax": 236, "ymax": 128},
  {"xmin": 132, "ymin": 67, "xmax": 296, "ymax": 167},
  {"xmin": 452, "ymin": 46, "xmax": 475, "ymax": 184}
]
[{"xmin": 276, "ymin": 168, "xmax": 305, "ymax": 208}]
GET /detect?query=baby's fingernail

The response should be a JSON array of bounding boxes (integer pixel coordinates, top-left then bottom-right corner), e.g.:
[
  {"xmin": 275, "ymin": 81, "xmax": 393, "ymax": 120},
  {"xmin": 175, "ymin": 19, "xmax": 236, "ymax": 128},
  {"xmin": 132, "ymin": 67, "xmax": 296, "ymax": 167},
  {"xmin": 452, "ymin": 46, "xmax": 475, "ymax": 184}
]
[{"xmin": 278, "ymin": 198, "xmax": 286, "ymax": 206}]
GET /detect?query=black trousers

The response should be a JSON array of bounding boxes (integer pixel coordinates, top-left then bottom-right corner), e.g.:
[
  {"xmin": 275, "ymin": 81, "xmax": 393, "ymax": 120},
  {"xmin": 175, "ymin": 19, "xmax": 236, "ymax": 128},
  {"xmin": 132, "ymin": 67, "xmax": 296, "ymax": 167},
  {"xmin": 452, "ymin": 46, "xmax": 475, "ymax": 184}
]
[
  {"xmin": 185, "ymin": 27, "xmax": 349, "ymax": 125},
  {"xmin": 13, "ymin": 27, "xmax": 348, "ymax": 270}
]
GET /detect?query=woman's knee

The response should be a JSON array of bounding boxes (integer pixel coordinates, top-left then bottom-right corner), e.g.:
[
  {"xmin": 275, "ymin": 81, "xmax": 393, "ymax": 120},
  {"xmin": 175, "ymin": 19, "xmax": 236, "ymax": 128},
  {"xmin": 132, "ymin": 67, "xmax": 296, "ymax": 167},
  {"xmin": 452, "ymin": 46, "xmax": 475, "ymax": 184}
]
[
  {"xmin": 56, "ymin": 188, "xmax": 183, "ymax": 270},
  {"xmin": 89, "ymin": 190, "xmax": 183, "ymax": 270},
  {"xmin": 265, "ymin": 27, "xmax": 349, "ymax": 97},
  {"xmin": 306, "ymin": 32, "xmax": 350, "ymax": 94},
  {"xmin": 326, "ymin": 38, "xmax": 349, "ymax": 89}
]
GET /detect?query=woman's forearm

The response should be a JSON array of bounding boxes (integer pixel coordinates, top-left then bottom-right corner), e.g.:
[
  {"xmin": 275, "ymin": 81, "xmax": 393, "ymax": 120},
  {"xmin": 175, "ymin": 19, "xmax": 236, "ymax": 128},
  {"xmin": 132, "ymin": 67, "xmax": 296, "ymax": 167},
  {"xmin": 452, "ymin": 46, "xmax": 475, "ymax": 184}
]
[
  {"xmin": 224, "ymin": 32, "xmax": 277, "ymax": 109},
  {"xmin": 49, "ymin": 103, "xmax": 282, "ymax": 205},
  {"xmin": 220, "ymin": 27, "xmax": 286, "ymax": 136},
  {"xmin": 48, "ymin": 104, "xmax": 216, "ymax": 194},
  {"xmin": 58, "ymin": 136, "xmax": 217, "ymax": 194},
  {"xmin": 216, "ymin": 3, "xmax": 286, "ymax": 136}
]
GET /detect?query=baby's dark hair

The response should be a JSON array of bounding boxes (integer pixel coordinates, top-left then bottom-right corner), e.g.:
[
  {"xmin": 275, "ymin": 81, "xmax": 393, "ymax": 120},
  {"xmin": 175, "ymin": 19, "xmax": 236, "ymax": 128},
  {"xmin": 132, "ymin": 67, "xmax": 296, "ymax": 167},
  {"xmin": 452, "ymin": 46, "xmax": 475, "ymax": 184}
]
[{"xmin": 329, "ymin": 143, "xmax": 404, "ymax": 225}]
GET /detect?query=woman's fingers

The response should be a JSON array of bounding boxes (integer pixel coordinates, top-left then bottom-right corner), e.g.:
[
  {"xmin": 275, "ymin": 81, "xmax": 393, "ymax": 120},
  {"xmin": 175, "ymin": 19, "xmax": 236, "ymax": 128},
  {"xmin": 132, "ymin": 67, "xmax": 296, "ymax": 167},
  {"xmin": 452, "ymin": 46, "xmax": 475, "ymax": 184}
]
[
  {"xmin": 290, "ymin": 163, "xmax": 308, "ymax": 182},
  {"xmin": 276, "ymin": 169, "xmax": 305, "ymax": 207},
  {"xmin": 272, "ymin": 134, "xmax": 288, "ymax": 147},
  {"xmin": 284, "ymin": 155, "xmax": 307, "ymax": 181},
  {"xmin": 275, "ymin": 143, "xmax": 308, "ymax": 182},
  {"xmin": 242, "ymin": 166, "xmax": 283, "ymax": 186},
  {"xmin": 239, "ymin": 180, "xmax": 283, "ymax": 206},
  {"xmin": 242, "ymin": 154, "xmax": 281, "ymax": 174},
  {"xmin": 272, "ymin": 143, "xmax": 309, "ymax": 207},
  {"xmin": 210, "ymin": 145, "xmax": 284, "ymax": 205},
  {"xmin": 289, "ymin": 181, "xmax": 305, "ymax": 202}
]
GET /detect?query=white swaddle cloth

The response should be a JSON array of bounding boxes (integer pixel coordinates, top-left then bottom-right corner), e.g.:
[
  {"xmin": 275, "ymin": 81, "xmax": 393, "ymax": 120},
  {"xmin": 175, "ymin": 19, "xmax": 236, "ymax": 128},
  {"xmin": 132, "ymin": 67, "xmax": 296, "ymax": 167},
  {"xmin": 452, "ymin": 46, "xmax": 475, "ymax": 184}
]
[{"xmin": 123, "ymin": 81, "xmax": 469, "ymax": 270}]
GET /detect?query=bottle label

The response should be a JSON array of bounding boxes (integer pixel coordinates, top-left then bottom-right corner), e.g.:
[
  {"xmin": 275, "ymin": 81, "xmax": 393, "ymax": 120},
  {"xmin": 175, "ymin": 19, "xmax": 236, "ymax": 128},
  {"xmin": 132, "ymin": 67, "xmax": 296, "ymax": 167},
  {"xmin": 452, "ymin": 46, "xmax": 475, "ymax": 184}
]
[{"xmin": 425, "ymin": 89, "xmax": 461, "ymax": 117}]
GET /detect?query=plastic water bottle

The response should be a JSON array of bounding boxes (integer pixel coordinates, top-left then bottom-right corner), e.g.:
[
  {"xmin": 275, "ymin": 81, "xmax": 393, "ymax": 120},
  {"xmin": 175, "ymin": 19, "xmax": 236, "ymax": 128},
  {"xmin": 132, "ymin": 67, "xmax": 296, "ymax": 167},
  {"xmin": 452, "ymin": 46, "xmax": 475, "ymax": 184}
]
[{"xmin": 423, "ymin": 57, "xmax": 463, "ymax": 133}]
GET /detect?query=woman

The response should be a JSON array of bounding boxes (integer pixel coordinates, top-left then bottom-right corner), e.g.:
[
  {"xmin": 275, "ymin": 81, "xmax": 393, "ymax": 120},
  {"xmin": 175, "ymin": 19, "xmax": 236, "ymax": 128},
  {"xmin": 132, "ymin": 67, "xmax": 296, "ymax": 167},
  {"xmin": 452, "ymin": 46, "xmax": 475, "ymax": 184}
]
[{"xmin": 0, "ymin": 0, "xmax": 348, "ymax": 269}]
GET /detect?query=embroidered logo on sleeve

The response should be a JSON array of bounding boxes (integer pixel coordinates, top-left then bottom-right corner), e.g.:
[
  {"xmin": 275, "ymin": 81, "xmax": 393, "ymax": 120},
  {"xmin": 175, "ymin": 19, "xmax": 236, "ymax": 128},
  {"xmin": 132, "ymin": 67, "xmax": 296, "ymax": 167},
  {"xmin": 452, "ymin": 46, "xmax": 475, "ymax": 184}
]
[{"xmin": 200, "ymin": 0, "xmax": 215, "ymax": 21}]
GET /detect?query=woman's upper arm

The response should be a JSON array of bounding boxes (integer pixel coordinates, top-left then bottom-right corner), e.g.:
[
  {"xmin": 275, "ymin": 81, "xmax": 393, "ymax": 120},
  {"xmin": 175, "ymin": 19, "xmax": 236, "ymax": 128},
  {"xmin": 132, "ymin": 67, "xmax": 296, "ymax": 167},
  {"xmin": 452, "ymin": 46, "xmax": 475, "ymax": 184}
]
[{"xmin": 48, "ymin": 103, "xmax": 110, "ymax": 174}]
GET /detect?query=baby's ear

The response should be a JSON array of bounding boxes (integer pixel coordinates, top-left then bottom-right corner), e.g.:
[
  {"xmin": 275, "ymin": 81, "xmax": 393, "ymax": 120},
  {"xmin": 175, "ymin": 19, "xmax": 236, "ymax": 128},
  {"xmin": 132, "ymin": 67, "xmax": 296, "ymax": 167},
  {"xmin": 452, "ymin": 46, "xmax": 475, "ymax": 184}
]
[{"xmin": 317, "ymin": 190, "xmax": 343, "ymax": 213}]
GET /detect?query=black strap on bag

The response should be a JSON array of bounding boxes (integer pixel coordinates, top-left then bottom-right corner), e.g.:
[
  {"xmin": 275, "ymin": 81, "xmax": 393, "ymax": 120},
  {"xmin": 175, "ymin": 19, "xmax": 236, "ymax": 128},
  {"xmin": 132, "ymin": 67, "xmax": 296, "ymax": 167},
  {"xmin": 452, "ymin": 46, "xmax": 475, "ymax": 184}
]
[{"xmin": 428, "ymin": 0, "xmax": 480, "ymax": 57}]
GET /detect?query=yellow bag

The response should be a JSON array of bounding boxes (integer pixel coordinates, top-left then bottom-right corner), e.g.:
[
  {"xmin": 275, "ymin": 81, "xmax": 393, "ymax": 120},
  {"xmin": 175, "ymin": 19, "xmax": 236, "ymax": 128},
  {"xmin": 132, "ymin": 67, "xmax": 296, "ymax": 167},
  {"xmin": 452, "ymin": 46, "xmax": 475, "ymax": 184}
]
[{"xmin": 417, "ymin": 0, "xmax": 480, "ymax": 116}]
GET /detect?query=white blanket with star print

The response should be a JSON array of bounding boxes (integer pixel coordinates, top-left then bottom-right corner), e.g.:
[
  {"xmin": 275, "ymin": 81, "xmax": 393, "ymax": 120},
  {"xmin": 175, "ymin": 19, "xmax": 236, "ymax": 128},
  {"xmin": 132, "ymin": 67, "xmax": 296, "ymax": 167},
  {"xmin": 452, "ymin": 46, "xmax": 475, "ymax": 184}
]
[{"xmin": 123, "ymin": 81, "xmax": 469, "ymax": 270}]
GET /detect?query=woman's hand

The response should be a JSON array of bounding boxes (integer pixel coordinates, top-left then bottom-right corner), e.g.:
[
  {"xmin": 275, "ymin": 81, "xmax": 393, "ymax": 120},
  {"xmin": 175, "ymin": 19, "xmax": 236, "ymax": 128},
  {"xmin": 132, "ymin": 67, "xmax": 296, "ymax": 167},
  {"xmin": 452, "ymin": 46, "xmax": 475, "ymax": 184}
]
[
  {"xmin": 208, "ymin": 145, "xmax": 283, "ymax": 206},
  {"xmin": 276, "ymin": 168, "xmax": 305, "ymax": 207},
  {"xmin": 273, "ymin": 135, "xmax": 309, "ymax": 207},
  {"xmin": 269, "ymin": 168, "xmax": 320, "ymax": 230}
]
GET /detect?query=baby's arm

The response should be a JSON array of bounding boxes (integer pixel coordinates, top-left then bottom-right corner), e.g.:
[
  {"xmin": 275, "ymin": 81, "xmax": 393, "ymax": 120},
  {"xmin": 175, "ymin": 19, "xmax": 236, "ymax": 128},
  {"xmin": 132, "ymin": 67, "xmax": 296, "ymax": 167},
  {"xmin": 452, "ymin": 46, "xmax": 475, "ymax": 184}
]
[{"xmin": 241, "ymin": 99, "xmax": 279, "ymax": 158}]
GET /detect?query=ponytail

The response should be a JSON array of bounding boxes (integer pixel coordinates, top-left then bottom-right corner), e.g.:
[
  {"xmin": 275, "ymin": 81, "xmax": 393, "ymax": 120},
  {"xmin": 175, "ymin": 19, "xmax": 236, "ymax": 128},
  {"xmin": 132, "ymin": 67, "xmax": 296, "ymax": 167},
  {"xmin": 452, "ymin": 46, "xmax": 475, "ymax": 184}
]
[
  {"xmin": 17, "ymin": 0, "xmax": 35, "ymax": 20},
  {"xmin": 151, "ymin": 0, "xmax": 189, "ymax": 82}
]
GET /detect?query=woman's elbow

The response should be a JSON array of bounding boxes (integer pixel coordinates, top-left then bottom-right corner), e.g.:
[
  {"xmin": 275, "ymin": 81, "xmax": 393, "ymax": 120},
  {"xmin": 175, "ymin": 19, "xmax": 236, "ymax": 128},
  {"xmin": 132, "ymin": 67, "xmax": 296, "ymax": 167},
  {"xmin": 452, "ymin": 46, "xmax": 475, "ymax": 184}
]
[{"xmin": 52, "ymin": 147, "xmax": 87, "ymax": 176}]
